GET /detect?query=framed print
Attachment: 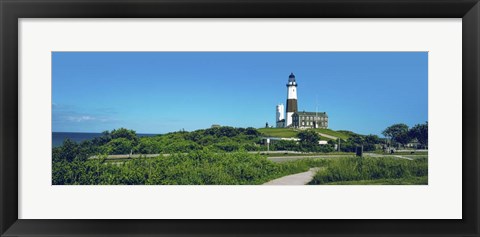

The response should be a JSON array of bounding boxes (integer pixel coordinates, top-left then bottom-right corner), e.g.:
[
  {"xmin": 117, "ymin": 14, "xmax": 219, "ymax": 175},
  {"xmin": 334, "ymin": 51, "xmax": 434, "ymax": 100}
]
[{"xmin": 1, "ymin": 0, "xmax": 479, "ymax": 236}]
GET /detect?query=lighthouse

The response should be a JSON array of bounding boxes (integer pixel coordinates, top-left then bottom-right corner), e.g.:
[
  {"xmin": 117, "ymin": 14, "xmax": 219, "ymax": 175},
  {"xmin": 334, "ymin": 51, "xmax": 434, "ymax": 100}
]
[{"xmin": 285, "ymin": 72, "xmax": 298, "ymax": 127}]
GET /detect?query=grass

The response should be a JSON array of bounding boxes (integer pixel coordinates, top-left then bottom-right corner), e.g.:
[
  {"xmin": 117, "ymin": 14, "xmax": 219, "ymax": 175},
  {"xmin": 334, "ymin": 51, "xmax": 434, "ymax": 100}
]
[
  {"xmin": 258, "ymin": 127, "xmax": 353, "ymax": 140},
  {"xmin": 55, "ymin": 151, "xmax": 429, "ymax": 185},
  {"xmin": 323, "ymin": 176, "xmax": 428, "ymax": 185},
  {"xmin": 314, "ymin": 128, "xmax": 351, "ymax": 140},
  {"xmin": 308, "ymin": 156, "xmax": 428, "ymax": 185},
  {"xmin": 258, "ymin": 128, "xmax": 299, "ymax": 138},
  {"xmin": 53, "ymin": 150, "xmax": 329, "ymax": 185}
]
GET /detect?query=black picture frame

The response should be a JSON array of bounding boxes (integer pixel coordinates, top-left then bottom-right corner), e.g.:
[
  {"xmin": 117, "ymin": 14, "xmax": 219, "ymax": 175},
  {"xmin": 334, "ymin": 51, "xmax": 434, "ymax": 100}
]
[{"xmin": 1, "ymin": 0, "xmax": 479, "ymax": 236}]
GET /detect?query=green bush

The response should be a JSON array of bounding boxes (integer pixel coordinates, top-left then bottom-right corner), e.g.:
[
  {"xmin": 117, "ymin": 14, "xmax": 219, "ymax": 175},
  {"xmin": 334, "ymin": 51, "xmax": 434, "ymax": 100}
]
[
  {"xmin": 309, "ymin": 157, "xmax": 428, "ymax": 185},
  {"xmin": 52, "ymin": 150, "xmax": 327, "ymax": 185},
  {"xmin": 103, "ymin": 138, "xmax": 133, "ymax": 154},
  {"xmin": 271, "ymin": 140, "xmax": 298, "ymax": 151},
  {"xmin": 53, "ymin": 138, "xmax": 79, "ymax": 162}
]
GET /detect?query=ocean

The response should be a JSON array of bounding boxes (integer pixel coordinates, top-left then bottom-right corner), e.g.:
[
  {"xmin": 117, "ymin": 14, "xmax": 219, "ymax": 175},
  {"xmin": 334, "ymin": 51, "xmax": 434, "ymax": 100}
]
[{"xmin": 52, "ymin": 132, "xmax": 158, "ymax": 148}]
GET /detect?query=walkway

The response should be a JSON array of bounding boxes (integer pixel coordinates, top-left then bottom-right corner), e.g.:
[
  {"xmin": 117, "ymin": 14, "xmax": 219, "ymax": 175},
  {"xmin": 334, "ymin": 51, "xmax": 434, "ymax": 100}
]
[
  {"xmin": 316, "ymin": 132, "xmax": 339, "ymax": 140},
  {"xmin": 364, "ymin": 153, "xmax": 414, "ymax": 160},
  {"xmin": 89, "ymin": 150, "xmax": 305, "ymax": 160},
  {"xmin": 268, "ymin": 154, "xmax": 353, "ymax": 162},
  {"xmin": 263, "ymin": 168, "xmax": 320, "ymax": 185}
]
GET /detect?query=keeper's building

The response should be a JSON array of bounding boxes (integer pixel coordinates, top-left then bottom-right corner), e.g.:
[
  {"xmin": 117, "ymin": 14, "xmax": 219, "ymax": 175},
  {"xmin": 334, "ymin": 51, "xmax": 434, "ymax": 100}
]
[{"xmin": 292, "ymin": 111, "xmax": 328, "ymax": 129}]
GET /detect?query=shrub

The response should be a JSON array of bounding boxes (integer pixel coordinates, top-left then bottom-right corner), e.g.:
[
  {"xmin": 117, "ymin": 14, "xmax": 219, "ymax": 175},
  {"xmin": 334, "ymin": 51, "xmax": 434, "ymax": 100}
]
[
  {"xmin": 104, "ymin": 138, "xmax": 133, "ymax": 154},
  {"xmin": 309, "ymin": 157, "xmax": 428, "ymax": 184},
  {"xmin": 52, "ymin": 150, "xmax": 327, "ymax": 185}
]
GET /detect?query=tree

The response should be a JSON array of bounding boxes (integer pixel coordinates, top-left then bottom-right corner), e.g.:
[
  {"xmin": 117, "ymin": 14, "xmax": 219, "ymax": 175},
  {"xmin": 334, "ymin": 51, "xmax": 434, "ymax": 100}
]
[
  {"xmin": 57, "ymin": 138, "xmax": 79, "ymax": 162},
  {"xmin": 218, "ymin": 126, "xmax": 239, "ymax": 137},
  {"xmin": 348, "ymin": 134, "xmax": 365, "ymax": 145},
  {"xmin": 364, "ymin": 134, "xmax": 380, "ymax": 151},
  {"xmin": 382, "ymin": 123, "xmax": 410, "ymax": 148},
  {"xmin": 297, "ymin": 130, "xmax": 320, "ymax": 151},
  {"xmin": 340, "ymin": 134, "xmax": 364, "ymax": 152},
  {"xmin": 104, "ymin": 138, "xmax": 133, "ymax": 154},
  {"xmin": 409, "ymin": 122, "xmax": 428, "ymax": 149},
  {"xmin": 364, "ymin": 134, "xmax": 380, "ymax": 145},
  {"xmin": 395, "ymin": 132, "xmax": 412, "ymax": 148},
  {"xmin": 244, "ymin": 127, "xmax": 260, "ymax": 136},
  {"xmin": 111, "ymin": 128, "xmax": 137, "ymax": 141}
]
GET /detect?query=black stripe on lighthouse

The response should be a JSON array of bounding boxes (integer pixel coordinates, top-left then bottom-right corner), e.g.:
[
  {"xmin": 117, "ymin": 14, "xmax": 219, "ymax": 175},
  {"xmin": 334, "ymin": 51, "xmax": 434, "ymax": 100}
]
[{"xmin": 286, "ymin": 99, "xmax": 298, "ymax": 113}]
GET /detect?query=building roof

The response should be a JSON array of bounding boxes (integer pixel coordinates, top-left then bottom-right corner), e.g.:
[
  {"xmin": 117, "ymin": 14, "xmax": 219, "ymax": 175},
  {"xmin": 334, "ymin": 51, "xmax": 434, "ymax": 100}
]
[{"xmin": 294, "ymin": 111, "xmax": 328, "ymax": 116}]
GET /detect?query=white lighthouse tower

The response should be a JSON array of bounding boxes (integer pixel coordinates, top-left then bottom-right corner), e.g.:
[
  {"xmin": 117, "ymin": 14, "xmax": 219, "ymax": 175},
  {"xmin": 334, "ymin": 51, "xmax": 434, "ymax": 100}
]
[{"xmin": 285, "ymin": 73, "xmax": 298, "ymax": 127}]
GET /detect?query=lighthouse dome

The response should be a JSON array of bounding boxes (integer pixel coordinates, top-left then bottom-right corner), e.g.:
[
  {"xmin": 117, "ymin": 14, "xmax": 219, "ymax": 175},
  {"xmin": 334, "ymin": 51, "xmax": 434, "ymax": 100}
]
[{"xmin": 288, "ymin": 73, "xmax": 296, "ymax": 83}]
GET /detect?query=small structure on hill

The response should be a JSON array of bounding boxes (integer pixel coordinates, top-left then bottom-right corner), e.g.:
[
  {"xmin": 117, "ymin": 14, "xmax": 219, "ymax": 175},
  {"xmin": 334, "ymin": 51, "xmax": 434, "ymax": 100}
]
[{"xmin": 276, "ymin": 104, "xmax": 285, "ymax": 128}]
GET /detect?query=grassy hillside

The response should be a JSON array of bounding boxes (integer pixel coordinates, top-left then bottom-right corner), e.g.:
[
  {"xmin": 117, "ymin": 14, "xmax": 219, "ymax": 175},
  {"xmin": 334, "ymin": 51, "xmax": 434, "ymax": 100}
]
[
  {"xmin": 257, "ymin": 128, "xmax": 299, "ymax": 138},
  {"xmin": 314, "ymin": 128, "xmax": 351, "ymax": 140},
  {"xmin": 259, "ymin": 127, "xmax": 353, "ymax": 140}
]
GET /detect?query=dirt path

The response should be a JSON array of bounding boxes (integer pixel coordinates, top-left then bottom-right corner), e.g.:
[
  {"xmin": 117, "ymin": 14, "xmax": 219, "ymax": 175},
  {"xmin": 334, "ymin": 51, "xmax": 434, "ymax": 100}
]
[
  {"xmin": 263, "ymin": 168, "xmax": 320, "ymax": 185},
  {"xmin": 317, "ymin": 132, "xmax": 338, "ymax": 140}
]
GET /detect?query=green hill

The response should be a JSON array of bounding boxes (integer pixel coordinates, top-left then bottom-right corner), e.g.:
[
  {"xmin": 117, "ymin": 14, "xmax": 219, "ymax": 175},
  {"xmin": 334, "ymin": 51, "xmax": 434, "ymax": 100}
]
[
  {"xmin": 257, "ymin": 128, "xmax": 299, "ymax": 138},
  {"xmin": 314, "ymin": 128, "xmax": 351, "ymax": 140},
  {"xmin": 258, "ymin": 128, "xmax": 354, "ymax": 140}
]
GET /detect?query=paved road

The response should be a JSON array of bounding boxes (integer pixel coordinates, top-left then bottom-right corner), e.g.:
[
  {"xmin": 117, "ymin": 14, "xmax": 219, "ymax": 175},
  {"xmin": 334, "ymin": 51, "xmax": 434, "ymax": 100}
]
[
  {"xmin": 263, "ymin": 168, "xmax": 320, "ymax": 185},
  {"xmin": 92, "ymin": 152, "xmax": 423, "ymax": 162},
  {"xmin": 89, "ymin": 150, "xmax": 305, "ymax": 160},
  {"xmin": 268, "ymin": 155, "xmax": 354, "ymax": 162},
  {"xmin": 267, "ymin": 152, "xmax": 426, "ymax": 162},
  {"xmin": 363, "ymin": 153, "xmax": 414, "ymax": 160}
]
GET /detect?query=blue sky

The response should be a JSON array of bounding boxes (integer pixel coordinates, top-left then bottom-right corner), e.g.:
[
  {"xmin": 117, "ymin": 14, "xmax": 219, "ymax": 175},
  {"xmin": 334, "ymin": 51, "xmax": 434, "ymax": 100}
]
[{"xmin": 52, "ymin": 52, "xmax": 428, "ymax": 135}]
